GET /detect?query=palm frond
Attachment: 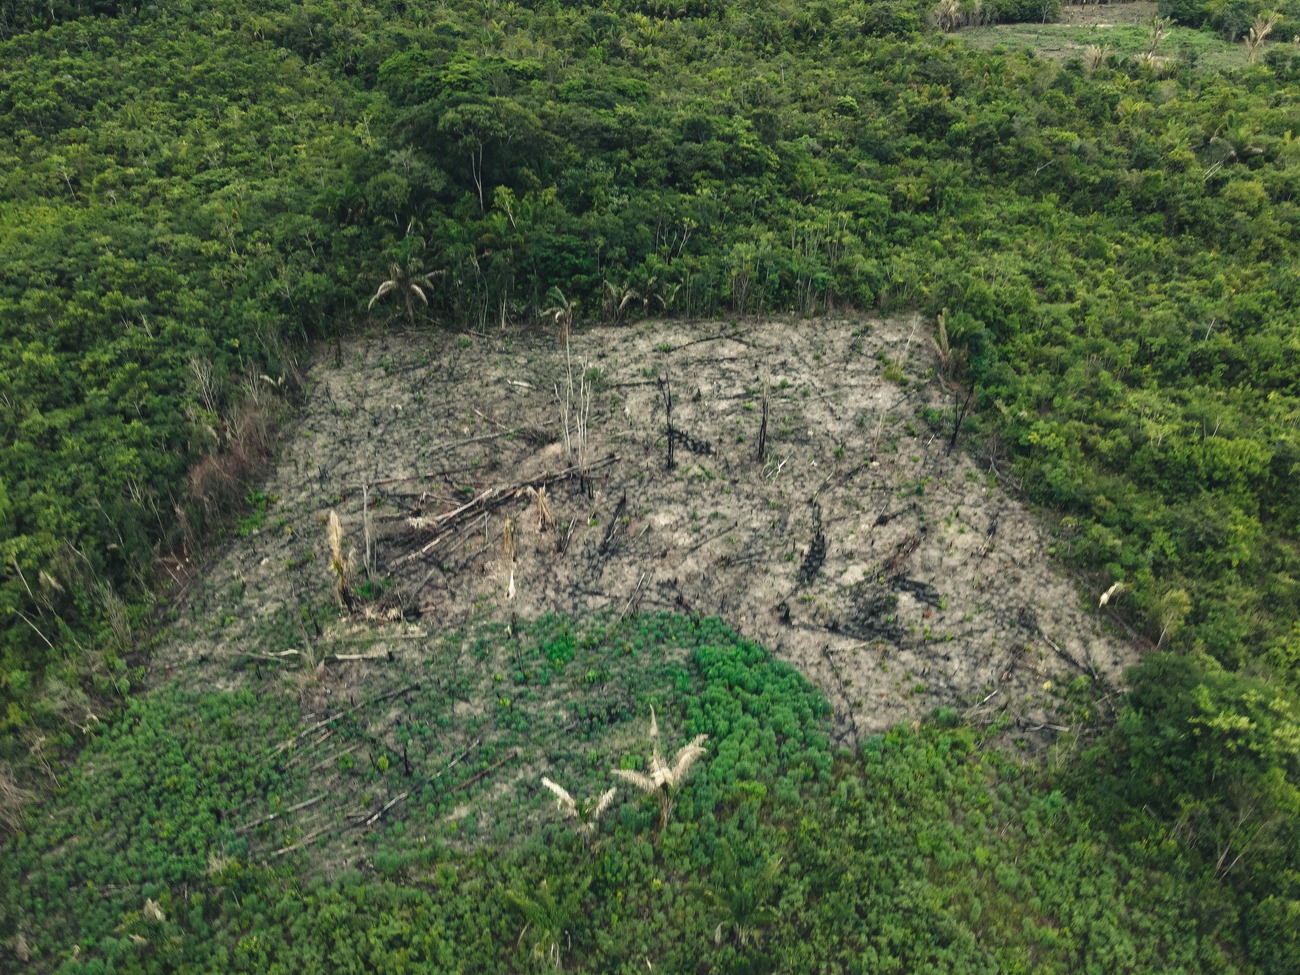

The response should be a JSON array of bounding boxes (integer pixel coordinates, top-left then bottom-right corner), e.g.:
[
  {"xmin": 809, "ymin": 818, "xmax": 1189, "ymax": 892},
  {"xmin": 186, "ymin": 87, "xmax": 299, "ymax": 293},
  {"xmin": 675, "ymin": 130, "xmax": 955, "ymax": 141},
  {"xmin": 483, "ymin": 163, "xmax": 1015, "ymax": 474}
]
[
  {"xmin": 541, "ymin": 776, "xmax": 576, "ymax": 813},
  {"xmin": 591, "ymin": 787, "xmax": 617, "ymax": 821},
  {"xmin": 649, "ymin": 747, "xmax": 671, "ymax": 787},
  {"xmin": 368, "ymin": 280, "xmax": 397, "ymax": 309},
  {"xmin": 670, "ymin": 735, "xmax": 709, "ymax": 783},
  {"xmin": 1099, "ymin": 581, "xmax": 1127, "ymax": 607},
  {"xmin": 611, "ymin": 767, "xmax": 658, "ymax": 794}
]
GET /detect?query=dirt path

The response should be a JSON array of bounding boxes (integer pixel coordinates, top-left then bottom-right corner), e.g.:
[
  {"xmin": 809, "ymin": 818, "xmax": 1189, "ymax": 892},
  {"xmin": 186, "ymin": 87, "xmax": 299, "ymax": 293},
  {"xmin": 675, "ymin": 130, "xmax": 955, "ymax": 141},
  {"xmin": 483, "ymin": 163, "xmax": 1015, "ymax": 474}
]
[{"xmin": 158, "ymin": 317, "xmax": 1138, "ymax": 743}]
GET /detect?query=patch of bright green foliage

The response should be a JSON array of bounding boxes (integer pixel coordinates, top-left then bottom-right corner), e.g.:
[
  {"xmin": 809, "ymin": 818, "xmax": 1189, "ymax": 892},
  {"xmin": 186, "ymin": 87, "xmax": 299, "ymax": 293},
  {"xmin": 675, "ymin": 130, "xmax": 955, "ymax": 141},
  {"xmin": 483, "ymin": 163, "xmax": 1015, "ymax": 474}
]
[
  {"xmin": 1, "ymin": 0, "xmax": 1299, "ymax": 969},
  {"xmin": 0, "ymin": 616, "xmax": 1255, "ymax": 973},
  {"xmin": 961, "ymin": 20, "xmax": 1252, "ymax": 70}
]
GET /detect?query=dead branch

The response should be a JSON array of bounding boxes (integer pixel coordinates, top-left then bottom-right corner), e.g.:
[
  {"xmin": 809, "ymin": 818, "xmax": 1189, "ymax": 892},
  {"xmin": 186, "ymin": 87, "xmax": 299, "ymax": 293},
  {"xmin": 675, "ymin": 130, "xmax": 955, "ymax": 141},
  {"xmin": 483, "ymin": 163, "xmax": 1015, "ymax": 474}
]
[
  {"xmin": 308, "ymin": 743, "xmax": 361, "ymax": 774},
  {"xmin": 453, "ymin": 750, "xmax": 519, "ymax": 793},
  {"xmin": 365, "ymin": 790, "xmax": 410, "ymax": 827},
  {"xmin": 282, "ymin": 730, "xmax": 335, "ymax": 770},
  {"xmin": 394, "ymin": 456, "xmax": 618, "ymax": 567},
  {"xmin": 236, "ymin": 794, "xmax": 327, "ymax": 833},
  {"xmin": 617, "ymin": 571, "xmax": 650, "ymax": 624},
  {"xmin": 369, "ymin": 433, "xmax": 519, "ymax": 486},
  {"xmin": 274, "ymin": 684, "xmax": 420, "ymax": 754},
  {"xmin": 683, "ymin": 521, "xmax": 738, "ymax": 558}
]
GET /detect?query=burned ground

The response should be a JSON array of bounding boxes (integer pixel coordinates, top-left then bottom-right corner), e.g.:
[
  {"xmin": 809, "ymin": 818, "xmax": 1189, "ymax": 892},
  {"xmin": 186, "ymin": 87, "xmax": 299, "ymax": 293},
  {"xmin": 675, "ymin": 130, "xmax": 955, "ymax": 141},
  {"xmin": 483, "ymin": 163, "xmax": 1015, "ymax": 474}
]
[{"xmin": 159, "ymin": 316, "xmax": 1136, "ymax": 754}]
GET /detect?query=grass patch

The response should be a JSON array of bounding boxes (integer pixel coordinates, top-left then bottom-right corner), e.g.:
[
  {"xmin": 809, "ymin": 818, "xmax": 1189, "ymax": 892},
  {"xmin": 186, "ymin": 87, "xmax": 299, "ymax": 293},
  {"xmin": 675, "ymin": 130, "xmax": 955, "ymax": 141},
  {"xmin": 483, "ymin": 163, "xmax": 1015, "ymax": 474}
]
[{"xmin": 959, "ymin": 21, "xmax": 1250, "ymax": 70}]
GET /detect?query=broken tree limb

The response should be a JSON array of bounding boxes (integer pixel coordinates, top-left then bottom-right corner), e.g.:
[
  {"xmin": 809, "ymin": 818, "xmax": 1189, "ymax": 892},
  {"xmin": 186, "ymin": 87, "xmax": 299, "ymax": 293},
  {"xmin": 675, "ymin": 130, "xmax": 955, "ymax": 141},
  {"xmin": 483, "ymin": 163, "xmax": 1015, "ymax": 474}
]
[
  {"xmin": 274, "ymin": 684, "xmax": 420, "ymax": 755},
  {"xmin": 282, "ymin": 730, "xmax": 335, "ymax": 770},
  {"xmin": 683, "ymin": 521, "xmax": 738, "ymax": 559},
  {"xmin": 365, "ymin": 790, "xmax": 411, "ymax": 827},
  {"xmin": 435, "ymin": 739, "xmax": 482, "ymax": 781},
  {"xmin": 617, "ymin": 571, "xmax": 649, "ymax": 624},
  {"xmin": 453, "ymin": 750, "xmax": 519, "ymax": 793},
  {"xmin": 236, "ymin": 794, "xmax": 327, "ymax": 833},
  {"xmin": 395, "ymin": 456, "xmax": 618, "ymax": 567},
  {"xmin": 369, "ymin": 433, "xmax": 520, "ymax": 487},
  {"xmin": 308, "ymin": 742, "xmax": 362, "ymax": 774}
]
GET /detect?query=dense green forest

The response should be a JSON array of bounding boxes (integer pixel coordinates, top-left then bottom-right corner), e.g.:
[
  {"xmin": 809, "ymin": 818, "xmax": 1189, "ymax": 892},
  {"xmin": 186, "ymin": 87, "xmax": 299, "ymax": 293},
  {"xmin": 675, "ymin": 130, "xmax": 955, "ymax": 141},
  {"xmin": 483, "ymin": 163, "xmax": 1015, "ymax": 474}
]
[{"xmin": 2, "ymin": 0, "xmax": 1300, "ymax": 969}]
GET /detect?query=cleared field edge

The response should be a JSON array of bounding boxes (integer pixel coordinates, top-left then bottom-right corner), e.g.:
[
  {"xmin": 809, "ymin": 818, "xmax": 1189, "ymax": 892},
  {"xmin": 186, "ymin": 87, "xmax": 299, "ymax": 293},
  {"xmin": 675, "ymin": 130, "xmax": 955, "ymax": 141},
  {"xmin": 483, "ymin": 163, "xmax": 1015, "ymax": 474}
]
[{"xmin": 155, "ymin": 317, "xmax": 1138, "ymax": 752}]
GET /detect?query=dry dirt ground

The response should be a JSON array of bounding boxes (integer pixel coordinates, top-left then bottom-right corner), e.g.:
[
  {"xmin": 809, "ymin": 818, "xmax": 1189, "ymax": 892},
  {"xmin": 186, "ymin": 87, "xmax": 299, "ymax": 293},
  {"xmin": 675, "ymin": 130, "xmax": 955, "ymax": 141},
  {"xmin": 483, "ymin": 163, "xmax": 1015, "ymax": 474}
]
[
  {"xmin": 158, "ymin": 316, "xmax": 1137, "ymax": 747},
  {"xmin": 1058, "ymin": 0, "xmax": 1158, "ymax": 26}
]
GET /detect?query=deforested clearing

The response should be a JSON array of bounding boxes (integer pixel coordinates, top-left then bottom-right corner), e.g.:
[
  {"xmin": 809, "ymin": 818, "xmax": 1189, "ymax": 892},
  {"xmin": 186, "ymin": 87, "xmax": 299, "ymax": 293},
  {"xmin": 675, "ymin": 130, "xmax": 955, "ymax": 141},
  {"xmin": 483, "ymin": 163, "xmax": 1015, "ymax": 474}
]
[{"xmin": 160, "ymin": 316, "xmax": 1135, "ymax": 744}]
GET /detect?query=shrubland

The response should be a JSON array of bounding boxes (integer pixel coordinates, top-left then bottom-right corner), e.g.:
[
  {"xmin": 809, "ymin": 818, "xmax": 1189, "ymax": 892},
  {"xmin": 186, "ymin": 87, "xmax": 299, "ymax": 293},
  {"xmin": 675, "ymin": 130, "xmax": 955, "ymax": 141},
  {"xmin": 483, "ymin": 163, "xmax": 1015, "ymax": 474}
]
[
  {"xmin": 0, "ymin": 616, "xmax": 1256, "ymax": 973},
  {"xmin": 1, "ymin": 0, "xmax": 1299, "ymax": 969}
]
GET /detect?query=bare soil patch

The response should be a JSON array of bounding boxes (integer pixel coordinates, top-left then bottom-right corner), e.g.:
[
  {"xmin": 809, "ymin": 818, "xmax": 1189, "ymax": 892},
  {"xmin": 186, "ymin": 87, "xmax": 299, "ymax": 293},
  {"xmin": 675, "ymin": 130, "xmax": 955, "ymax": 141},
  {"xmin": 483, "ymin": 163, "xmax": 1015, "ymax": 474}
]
[
  {"xmin": 159, "ymin": 317, "xmax": 1136, "ymax": 747},
  {"xmin": 1058, "ymin": 1, "xmax": 1158, "ymax": 26}
]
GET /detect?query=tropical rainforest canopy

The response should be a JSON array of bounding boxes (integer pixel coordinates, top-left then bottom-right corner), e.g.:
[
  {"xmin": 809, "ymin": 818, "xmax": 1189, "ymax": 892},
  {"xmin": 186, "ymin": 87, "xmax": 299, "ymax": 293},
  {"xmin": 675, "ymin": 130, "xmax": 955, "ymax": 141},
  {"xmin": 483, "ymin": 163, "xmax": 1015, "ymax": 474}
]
[{"xmin": 2, "ymin": 0, "xmax": 1300, "ymax": 970}]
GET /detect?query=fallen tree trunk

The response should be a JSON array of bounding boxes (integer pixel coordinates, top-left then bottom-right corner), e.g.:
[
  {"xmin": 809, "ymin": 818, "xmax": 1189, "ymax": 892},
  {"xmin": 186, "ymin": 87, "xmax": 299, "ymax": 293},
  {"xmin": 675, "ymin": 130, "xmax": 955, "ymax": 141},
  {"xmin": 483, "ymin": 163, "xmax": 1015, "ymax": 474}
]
[{"xmin": 394, "ymin": 454, "xmax": 618, "ymax": 567}]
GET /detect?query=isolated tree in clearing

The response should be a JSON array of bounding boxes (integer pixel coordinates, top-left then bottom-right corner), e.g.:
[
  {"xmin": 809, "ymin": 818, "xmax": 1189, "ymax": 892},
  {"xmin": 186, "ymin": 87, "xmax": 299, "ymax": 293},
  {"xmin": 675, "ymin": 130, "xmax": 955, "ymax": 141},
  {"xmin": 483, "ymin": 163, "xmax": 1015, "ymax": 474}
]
[
  {"xmin": 368, "ymin": 264, "xmax": 441, "ymax": 325},
  {"xmin": 612, "ymin": 706, "xmax": 708, "ymax": 831}
]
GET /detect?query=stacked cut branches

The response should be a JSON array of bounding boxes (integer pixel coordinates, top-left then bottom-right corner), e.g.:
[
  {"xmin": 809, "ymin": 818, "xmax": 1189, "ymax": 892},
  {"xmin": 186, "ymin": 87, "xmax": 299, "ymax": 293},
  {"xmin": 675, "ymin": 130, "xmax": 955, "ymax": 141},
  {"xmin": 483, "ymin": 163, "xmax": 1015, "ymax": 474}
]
[{"xmin": 394, "ymin": 456, "xmax": 617, "ymax": 568}]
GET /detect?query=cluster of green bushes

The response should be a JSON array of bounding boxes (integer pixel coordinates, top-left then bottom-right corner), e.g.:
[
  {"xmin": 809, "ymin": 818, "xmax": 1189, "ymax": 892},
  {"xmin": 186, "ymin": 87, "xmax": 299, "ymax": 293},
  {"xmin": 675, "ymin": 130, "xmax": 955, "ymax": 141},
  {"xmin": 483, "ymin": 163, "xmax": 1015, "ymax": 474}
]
[
  {"xmin": 1, "ymin": 0, "xmax": 1299, "ymax": 967},
  {"xmin": 0, "ymin": 616, "xmax": 1261, "ymax": 973},
  {"xmin": 0, "ymin": 10, "xmax": 389, "ymax": 747},
  {"xmin": 1159, "ymin": 0, "xmax": 1298, "ymax": 38}
]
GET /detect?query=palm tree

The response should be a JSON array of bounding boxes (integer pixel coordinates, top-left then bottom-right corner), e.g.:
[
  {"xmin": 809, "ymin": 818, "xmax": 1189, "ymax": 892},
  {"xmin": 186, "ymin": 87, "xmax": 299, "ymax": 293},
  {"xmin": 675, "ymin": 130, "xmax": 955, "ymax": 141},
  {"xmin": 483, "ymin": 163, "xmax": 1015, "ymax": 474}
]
[
  {"xmin": 506, "ymin": 876, "xmax": 588, "ymax": 971},
  {"xmin": 1245, "ymin": 13, "xmax": 1278, "ymax": 63},
  {"xmin": 367, "ymin": 264, "xmax": 442, "ymax": 325},
  {"xmin": 541, "ymin": 287, "xmax": 576, "ymax": 341},
  {"xmin": 703, "ymin": 844, "xmax": 784, "ymax": 949},
  {"xmin": 540, "ymin": 777, "xmax": 616, "ymax": 842},
  {"xmin": 611, "ymin": 706, "xmax": 708, "ymax": 831},
  {"xmin": 602, "ymin": 276, "xmax": 679, "ymax": 322},
  {"xmin": 1146, "ymin": 16, "xmax": 1171, "ymax": 54},
  {"xmin": 1084, "ymin": 44, "xmax": 1112, "ymax": 74}
]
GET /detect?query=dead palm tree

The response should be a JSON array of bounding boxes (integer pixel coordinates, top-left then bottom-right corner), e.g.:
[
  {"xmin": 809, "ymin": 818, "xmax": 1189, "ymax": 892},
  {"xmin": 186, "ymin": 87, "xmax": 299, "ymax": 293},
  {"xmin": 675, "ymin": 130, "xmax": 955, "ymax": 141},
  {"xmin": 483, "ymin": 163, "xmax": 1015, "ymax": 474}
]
[
  {"xmin": 1147, "ymin": 16, "xmax": 1171, "ymax": 54},
  {"xmin": 932, "ymin": 0, "xmax": 962, "ymax": 32},
  {"xmin": 540, "ymin": 777, "xmax": 617, "ymax": 842},
  {"xmin": 1084, "ymin": 44, "xmax": 1113, "ymax": 73},
  {"xmin": 327, "ymin": 510, "xmax": 354, "ymax": 611},
  {"xmin": 611, "ymin": 705, "xmax": 708, "ymax": 831},
  {"xmin": 1245, "ymin": 13, "xmax": 1278, "ymax": 63},
  {"xmin": 368, "ymin": 264, "xmax": 442, "ymax": 325},
  {"xmin": 930, "ymin": 309, "xmax": 955, "ymax": 381}
]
